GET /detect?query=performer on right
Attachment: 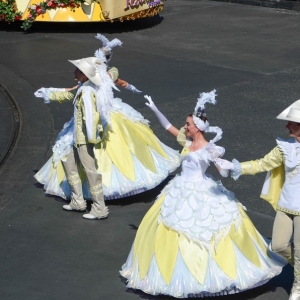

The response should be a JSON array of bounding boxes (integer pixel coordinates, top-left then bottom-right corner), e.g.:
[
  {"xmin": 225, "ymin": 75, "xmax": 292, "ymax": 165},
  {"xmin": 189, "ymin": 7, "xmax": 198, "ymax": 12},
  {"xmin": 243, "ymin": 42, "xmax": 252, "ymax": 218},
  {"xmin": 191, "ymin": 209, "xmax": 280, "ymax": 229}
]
[
  {"xmin": 120, "ymin": 91, "xmax": 285, "ymax": 298},
  {"xmin": 216, "ymin": 100, "xmax": 300, "ymax": 300}
]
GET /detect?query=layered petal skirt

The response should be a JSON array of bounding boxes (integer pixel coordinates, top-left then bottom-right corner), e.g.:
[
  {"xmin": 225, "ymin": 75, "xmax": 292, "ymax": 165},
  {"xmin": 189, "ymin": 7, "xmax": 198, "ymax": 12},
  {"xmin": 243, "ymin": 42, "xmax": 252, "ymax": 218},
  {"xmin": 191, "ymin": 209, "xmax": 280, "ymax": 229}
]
[
  {"xmin": 120, "ymin": 174, "xmax": 285, "ymax": 298},
  {"xmin": 34, "ymin": 99, "xmax": 181, "ymax": 200}
]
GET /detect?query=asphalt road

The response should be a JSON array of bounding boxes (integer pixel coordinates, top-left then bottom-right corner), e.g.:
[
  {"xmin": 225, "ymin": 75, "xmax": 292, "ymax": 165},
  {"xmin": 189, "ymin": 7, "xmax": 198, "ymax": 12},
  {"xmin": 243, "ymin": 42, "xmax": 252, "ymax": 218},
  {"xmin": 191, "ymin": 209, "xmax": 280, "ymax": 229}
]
[{"xmin": 0, "ymin": 1, "xmax": 300, "ymax": 299}]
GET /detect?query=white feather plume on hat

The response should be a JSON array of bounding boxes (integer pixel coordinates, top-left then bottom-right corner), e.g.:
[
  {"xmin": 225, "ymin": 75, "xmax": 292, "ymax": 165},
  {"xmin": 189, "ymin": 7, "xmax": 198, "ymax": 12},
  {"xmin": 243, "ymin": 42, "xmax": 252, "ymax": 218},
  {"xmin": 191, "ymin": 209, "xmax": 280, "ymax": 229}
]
[{"xmin": 95, "ymin": 34, "xmax": 122, "ymax": 51}]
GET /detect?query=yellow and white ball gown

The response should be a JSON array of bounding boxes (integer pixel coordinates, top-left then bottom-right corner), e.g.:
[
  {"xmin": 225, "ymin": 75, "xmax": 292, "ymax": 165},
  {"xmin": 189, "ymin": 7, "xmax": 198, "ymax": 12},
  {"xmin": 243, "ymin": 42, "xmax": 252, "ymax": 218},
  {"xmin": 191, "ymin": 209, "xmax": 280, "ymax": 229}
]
[
  {"xmin": 120, "ymin": 137, "xmax": 286, "ymax": 298},
  {"xmin": 34, "ymin": 98, "xmax": 181, "ymax": 200}
]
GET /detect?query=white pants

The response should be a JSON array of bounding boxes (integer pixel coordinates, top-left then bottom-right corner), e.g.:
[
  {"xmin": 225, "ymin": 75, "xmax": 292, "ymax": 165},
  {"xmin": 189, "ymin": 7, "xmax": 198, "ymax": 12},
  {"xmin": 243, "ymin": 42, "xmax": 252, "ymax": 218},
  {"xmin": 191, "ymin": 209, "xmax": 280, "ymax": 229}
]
[{"xmin": 62, "ymin": 144, "xmax": 107, "ymax": 217}]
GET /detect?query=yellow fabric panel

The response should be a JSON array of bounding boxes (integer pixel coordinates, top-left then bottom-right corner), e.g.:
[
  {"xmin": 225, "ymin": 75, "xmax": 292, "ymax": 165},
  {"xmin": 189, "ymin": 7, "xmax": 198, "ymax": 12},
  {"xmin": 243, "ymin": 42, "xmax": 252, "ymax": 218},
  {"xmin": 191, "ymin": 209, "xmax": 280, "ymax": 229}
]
[
  {"xmin": 260, "ymin": 164, "xmax": 285, "ymax": 211},
  {"xmin": 177, "ymin": 127, "xmax": 187, "ymax": 147},
  {"xmin": 104, "ymin": 116, "xmax": 135, "ymax": 181},
  {"xmin": 229, "ymin": 223, "xmax": 261, "ymax": 268},
  {"xmin": 49, "ymin": 91, "xmax": 74, "ymax": 102},
  {"xmin": 214, "ymin": 230, "xmax": 236, "ymax": 279},
  {"xmin": 179, "ymin": 235, "xmax": 208, "ymax": 285},
  {"xmin": 181, "ymin": 147, "xmax": 189, "ymax": 155},
  {"xmin": 240, "ymin": 147, "xmax": 283, "ymax": 175},
  {"xmin": 57, "ymin": 161, "xmax": 65, "ymax": 185},
  {"xmin": 238, "ymin": 206, "xmax": 268, "ymax": 255},
  {"xmin": 240, "ymin": 147, "xmax": 284, "ymax": 211},
  {"xmin": 94, "ymin": 144, "xmax": 112, "ymax": 188},
  {"xmin": 134, "ymin": 196, "xmax": 165, "ymax": 279},
  {"xmin": 112, "ymin": 113, "xmax": 156, "ymax": 173},
  {"xmin": 125, "ymin": 119, "xmax": 168, "ymax": 159},
  {"xmin": 108, "ymin": 67, "xmax": 119, "ymax": 82},
  {"xmin": 53, "ymin": 7, "xmax": 89, "ymax": 22},
  {"xmin": 155, "ymin": 222, "xmax": 179, "ymax": 285}
]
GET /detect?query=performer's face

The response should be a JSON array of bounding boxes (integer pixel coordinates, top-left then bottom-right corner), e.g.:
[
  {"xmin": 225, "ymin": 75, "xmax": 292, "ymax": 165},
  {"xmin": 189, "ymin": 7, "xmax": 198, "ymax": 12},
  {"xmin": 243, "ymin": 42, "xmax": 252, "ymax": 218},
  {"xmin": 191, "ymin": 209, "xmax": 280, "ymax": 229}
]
[
  {"xmin": 184, "ymin": 116, "xmax": 199, "ymax": 137},
  {"xmin": 74, "ymin": 68, "xmax": 88, "ymax": 83},
  {"xmin": 286, "ymin": 121, "xmax": 300, "ymax": 138}
]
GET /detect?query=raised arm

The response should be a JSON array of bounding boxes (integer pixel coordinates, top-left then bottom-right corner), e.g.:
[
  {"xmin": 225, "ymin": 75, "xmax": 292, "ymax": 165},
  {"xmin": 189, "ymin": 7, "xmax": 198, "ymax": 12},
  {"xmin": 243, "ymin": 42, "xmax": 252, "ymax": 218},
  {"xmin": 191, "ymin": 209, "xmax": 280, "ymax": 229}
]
[
  {"xmin": 108, "ymin": 66, "xmax": 142, "ymax": 93},
  {"xmin": 34, "ymin": 86, "xmax": 77, "ymax": 103},
  {"xmin": 144, "ymin": 95, "xmax": 179, "ymax": 137}
]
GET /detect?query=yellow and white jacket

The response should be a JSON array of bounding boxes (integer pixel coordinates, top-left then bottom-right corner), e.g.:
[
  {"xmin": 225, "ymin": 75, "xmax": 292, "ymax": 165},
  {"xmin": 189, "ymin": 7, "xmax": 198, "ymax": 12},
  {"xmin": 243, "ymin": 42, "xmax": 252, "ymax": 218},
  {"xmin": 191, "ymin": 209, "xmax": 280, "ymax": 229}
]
[{"xmin": 234, "ymin": 138, "xmax": 300, "ymax": 214}]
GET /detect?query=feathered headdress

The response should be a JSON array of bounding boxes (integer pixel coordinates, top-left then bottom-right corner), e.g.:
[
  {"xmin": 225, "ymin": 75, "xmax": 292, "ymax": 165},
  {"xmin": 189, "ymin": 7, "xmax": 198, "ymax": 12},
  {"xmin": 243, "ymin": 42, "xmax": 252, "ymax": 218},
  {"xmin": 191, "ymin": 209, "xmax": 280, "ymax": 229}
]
[
  {"xmin": 192, "ymin": 89, "xmax": 222, "ymax": 143},
  {"xmin": 95, "ymin": 34, "xmax": 122, "ymax": 62}
]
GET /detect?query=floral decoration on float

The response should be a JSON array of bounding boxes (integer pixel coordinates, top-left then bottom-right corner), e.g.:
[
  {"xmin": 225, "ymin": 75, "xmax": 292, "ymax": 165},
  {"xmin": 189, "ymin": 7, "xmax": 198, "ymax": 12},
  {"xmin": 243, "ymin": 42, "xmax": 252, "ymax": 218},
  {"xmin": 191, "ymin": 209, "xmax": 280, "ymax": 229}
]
[{"xmin": 0, "ymin": 0, "xmax": 165, "ymax": 31}]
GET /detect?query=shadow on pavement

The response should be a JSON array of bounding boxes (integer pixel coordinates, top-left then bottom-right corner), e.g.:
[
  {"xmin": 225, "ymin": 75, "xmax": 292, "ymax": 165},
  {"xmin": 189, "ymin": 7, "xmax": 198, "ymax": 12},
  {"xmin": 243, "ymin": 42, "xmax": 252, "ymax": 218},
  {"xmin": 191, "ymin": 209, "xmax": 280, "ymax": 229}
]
[{"xmin": 0, "ymin": 15, "xmax": 164, "ymax": 34}]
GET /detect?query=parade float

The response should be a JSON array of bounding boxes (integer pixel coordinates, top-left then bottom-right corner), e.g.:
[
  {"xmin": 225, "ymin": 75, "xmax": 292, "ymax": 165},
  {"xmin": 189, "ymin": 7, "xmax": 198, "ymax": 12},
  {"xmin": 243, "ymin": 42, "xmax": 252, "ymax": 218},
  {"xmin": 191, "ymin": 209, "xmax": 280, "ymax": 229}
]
[{"xmin": 0, "ymin": 0, "xmax": 165, "ymax": 30}]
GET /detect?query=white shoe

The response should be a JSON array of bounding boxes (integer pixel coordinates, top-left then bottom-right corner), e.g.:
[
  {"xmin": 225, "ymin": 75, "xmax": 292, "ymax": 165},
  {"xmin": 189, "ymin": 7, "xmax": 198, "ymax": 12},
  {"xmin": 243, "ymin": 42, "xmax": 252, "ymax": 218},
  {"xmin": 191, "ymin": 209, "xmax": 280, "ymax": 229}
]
[
  {"xmin": 290, "ymin": 292, "xmax": 300, "ymax": 300},
  {"xmin": 83, "ymin": 213, "xmax": 108, "ymax": 220},
  {"xmin": 63, "ymin": 205, "xmax": 86, "ymax": 212},
  {"xmin": 290, "ymin": 287, "xmax": 300, "ymax": 300}
]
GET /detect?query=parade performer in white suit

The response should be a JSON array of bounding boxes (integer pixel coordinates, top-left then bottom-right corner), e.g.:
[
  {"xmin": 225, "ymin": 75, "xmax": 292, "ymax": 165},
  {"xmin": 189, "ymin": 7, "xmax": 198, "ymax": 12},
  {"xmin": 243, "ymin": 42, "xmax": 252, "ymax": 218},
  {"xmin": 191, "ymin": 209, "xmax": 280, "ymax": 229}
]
[
  {"xmin": 40, "ymin": 56, "xmax": 110, "ymax": 220},
  {"xmin": 34, "ymin": 47, "xmax": 180, "ymax": 205},
  {"xmin": 216, "ymin": 100, "xmax": 300, "ymax": 300},
  {"xmin": 120, "ymin": 91, "xmax": 285, "ymax": 298}
]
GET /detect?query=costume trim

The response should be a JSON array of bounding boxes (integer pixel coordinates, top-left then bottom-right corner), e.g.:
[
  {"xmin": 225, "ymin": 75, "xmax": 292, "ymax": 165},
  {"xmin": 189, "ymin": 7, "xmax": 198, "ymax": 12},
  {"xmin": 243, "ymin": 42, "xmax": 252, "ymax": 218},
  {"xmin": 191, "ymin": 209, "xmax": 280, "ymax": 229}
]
[{"xmin": 277, "ymin": 206, "xmax": 300, "ymax": 216}]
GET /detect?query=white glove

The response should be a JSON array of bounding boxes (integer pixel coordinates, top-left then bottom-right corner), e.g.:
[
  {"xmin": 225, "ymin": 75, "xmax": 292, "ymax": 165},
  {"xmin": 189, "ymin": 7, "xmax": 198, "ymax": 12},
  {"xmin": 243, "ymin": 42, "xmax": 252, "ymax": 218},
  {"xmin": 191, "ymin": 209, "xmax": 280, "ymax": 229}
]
[
  {"xmin": 34, "ymin": 88, "xmax": 46, "ymax": 98},
  {"xmin": 145, "ymin": 95, "xmax": 158, "ymax": 111},
  {"xmin": 144, "ymin": 95, "xmax": 171, "ymax": 130},
  {"xmin": 126, "ymin": 83, "xmax": 142, "ymax": 93},
  {"xmin": 215, "ymin": 158, "xmax": 234, "ymax": 170}
]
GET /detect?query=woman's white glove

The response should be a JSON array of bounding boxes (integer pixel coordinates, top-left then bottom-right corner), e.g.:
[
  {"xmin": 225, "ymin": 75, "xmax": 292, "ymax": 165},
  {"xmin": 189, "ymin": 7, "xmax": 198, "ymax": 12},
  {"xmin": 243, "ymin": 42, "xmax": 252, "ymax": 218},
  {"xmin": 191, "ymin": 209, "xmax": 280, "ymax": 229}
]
[
  {"xmin": 215, "ymin": 158, "xmax": 234, "ymax": 170},
  {"xmin": 144, "ymin": 95, "xmax": 171, "ymax": 130},
  {"xmin": 125, "ymin": 83, "xmax": 142, "ymax": 93},
  {"xmin": 34, "ymin": 88, "xmax": 46, "ymax": 98}
]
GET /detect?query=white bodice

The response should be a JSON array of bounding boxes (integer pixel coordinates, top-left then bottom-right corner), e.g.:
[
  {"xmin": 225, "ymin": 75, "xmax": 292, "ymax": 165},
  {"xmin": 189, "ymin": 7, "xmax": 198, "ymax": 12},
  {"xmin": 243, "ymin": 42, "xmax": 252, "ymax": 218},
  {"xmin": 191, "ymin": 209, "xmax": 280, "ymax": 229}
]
[
  {"xmin": 159, "ymin": 144, "xmax": 241, "ymax": 249},
  {"xmin": 277, "ymin": 138, "xmax": 300, "ymax": 212},
  {"xmin": 180, "ymin": 143, "xmax": 224, "ymax": 181}
]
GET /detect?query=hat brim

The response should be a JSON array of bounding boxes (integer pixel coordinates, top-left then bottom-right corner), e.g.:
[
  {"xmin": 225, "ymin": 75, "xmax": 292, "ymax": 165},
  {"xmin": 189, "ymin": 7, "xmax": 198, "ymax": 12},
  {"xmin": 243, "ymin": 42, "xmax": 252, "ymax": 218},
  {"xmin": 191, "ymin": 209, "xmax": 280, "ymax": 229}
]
[
  {"xmin": 276, "ymin": 99, "xmax": 300, "ymax": 123},
  {"xmin": 69, "ymin": 59, "xmax": 102, "ymax": 86}
]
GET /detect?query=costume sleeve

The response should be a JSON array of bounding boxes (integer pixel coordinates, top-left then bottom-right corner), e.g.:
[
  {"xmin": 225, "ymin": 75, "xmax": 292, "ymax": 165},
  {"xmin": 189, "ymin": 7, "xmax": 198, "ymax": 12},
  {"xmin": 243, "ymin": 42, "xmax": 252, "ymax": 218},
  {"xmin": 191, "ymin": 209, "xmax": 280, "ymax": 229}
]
[
  {"xmin": 47, "ymin": 88, "xmax": 76, "ymax": 103},
  {"xmin": 237, "ymin": 147, "xmax": 283, "ymax": 176},
  {"xmin": 108, "ymin": 67, "xmax": 119, "ymax": 82},
  {"xmin": 177, "ymin": 127, "xmax": 187, "ymax": 146},
  {"xmin": 82, "ymin": 88, "xmax": 101, "ymax": 144},
  {"xmin": 205, "ymin": 144, "xmax": 225, "ymax": 163}
]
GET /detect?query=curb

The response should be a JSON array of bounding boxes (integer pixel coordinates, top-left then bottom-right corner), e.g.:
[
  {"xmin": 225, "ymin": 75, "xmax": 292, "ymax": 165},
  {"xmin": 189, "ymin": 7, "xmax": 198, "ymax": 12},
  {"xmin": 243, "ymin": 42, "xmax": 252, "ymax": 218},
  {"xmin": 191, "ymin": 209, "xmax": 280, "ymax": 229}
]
[{"xmin": 0, "ymin": 84, "xmax": 22, "ymax": 174}]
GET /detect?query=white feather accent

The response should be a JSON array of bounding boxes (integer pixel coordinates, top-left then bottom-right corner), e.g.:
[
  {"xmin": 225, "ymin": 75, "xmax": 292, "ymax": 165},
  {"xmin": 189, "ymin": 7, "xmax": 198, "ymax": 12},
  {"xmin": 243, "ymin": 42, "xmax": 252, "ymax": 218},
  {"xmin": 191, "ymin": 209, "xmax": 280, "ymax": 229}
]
[
  {"xmin": 194, "ymin": 89, "xmax": 217, "ymax": 113},
  {"xmin": 95, "ymin": 33, "xmax": 122, "ymax": 49},
  {"xmin": 205, "ymin": 126, "xmax": 223, "ymax": 143},
  {"xmin": 94, "ymin": 48, "xmax": 107, "ymax": 63},
  {"xmin": 94, "ymin": 61, "xmax": 119, "ymax": 136},
  {"xmin": 52, "ymin": 118, "xmax": 74, "ymax": 166}
]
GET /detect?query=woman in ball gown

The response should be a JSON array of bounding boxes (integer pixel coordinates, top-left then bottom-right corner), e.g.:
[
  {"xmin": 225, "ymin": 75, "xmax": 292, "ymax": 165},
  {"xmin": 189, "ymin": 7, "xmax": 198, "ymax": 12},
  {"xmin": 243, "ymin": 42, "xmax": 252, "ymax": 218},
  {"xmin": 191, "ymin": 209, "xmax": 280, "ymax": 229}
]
[
  {"xmin": 120, "ymin": 91, "xmax": 286, "ymax": 298},
  {"xmin": 34, "ymin": 46, "xmax": 181, "ymax": 201}
]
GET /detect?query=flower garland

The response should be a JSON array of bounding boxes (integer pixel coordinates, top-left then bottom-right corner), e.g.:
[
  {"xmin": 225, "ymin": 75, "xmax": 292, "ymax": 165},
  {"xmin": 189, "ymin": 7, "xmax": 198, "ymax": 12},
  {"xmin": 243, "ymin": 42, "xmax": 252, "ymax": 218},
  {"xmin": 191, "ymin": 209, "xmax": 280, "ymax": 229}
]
[
  {"xmin": 0, "ymin": 0, "xmax": 22, "ymax": 23},
  {"xmin": 21, "ymin": 0, "xmax": 84, "ymax": 31}
]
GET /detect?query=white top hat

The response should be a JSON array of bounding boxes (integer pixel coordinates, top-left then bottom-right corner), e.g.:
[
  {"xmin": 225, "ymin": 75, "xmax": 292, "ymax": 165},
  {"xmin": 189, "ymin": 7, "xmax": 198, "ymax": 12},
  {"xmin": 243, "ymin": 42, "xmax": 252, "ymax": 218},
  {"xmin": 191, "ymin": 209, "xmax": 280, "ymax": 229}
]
[
  {"xmin": 277, "ymin": 100, "xmax": 300, "ymax": 123},
  {"xmin": 69, "ymin": 57, "xmax": 104, "ymax": 86}
]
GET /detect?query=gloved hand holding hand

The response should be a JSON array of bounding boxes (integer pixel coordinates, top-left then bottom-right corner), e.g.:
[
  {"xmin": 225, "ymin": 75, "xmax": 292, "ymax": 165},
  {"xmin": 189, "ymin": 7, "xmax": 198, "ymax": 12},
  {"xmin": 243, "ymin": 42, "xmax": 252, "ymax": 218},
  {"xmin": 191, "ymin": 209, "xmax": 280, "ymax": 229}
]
[
  {"xmin": 34, "ymin": 88, "xmax": 46, "ymax": 98},
  {"xmin": 215, "ymin": 158, "xmax": 234, "ymax": 170}
]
